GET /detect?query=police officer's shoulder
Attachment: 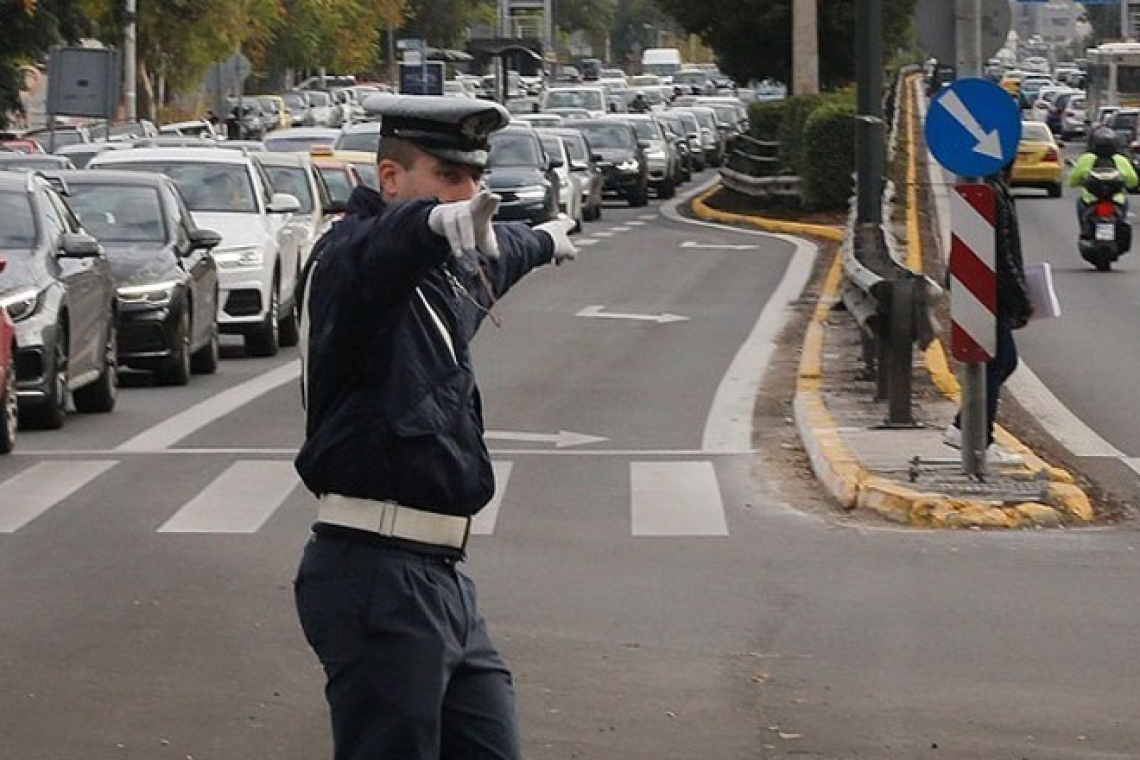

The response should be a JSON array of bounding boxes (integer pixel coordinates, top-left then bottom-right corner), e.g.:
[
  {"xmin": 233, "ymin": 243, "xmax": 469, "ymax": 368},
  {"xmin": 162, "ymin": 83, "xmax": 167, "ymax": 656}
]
[{"xmin": 372, "ymin": 96, "xmax": 511, "ymax": 168}]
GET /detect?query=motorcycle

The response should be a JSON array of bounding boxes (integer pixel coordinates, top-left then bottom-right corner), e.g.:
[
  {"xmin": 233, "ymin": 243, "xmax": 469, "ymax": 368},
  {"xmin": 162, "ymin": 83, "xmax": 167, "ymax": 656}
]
[{"xmin": 1078, "ymin": 166, "xmax": 1132, "ymax": 271}]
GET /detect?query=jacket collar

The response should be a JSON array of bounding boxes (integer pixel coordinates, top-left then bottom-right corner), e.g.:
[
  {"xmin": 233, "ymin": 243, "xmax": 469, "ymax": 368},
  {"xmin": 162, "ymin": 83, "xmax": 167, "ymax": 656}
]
[{"xmin": 346, "ymin": 185, "xmax": 386, "ymax": 217}]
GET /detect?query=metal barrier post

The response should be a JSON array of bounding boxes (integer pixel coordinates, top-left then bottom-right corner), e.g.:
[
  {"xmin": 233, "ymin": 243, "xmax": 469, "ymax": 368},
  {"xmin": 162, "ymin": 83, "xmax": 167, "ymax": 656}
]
[{"xmin": 887, "ymin": 276, "xmax": 915, "ymax": 424}]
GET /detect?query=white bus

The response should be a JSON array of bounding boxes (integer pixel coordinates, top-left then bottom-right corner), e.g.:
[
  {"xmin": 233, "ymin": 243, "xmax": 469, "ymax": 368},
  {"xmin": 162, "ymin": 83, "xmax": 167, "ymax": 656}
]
[{"xmin": 1086, "ymin": 42, "xmax": 1140, "ymax": 117}]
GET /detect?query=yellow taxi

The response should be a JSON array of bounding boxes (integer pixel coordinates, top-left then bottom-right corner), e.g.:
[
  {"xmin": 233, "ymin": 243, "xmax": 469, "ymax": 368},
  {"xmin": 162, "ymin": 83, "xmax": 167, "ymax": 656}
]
[
  {"xmin": 1011, "ymin": 120, "xmax": 1063, "ymax": 197},
  {"xmin": 310, "ymin": 154, "xmax": 364, "ymax": 209},
  {"xmin": 310, "ymin": 145, "xmax": 377, "ymax": 191}
]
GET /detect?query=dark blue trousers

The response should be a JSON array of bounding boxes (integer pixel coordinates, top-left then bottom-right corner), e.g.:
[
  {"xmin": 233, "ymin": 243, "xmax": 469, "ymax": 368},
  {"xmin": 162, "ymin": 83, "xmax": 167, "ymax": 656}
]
[
  {"xmin": 295, "ymin": 534, "xmax": 520, "ymax": 760},
  {"xmin": 954, "ymin": 316, "xmax": 1018, "ymax": 446}
]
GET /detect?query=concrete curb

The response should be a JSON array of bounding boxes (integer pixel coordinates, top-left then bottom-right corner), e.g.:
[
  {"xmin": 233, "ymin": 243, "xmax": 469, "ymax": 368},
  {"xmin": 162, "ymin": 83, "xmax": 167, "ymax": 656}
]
[
  {"xmin": 689, "ymin": 77, "xmax": 1094, "ymax": 528},
  {"xmin": 689, "ymin": 186, "xmax": 845, "ymax": 242}
]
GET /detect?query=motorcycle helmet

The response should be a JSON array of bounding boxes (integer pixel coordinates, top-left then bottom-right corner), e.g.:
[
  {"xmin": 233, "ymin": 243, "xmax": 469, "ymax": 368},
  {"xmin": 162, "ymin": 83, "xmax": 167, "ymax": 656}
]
[{"xmin": 1092, "ymin": 126, "xmax": 1121, "ymax": 159}]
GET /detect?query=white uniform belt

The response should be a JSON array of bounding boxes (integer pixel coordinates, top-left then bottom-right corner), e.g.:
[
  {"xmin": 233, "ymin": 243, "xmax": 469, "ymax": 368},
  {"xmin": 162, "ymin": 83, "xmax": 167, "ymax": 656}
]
[{"xmin": 318, "ymin": 494, "xmax": 470, "ymax": 550}]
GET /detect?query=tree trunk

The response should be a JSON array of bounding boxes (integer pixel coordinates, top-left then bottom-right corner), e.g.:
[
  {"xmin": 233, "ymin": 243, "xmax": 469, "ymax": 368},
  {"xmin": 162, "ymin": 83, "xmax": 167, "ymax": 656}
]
[{"xmin": 793, "ymin": 0, "xmax": 819, "ymax": 95}]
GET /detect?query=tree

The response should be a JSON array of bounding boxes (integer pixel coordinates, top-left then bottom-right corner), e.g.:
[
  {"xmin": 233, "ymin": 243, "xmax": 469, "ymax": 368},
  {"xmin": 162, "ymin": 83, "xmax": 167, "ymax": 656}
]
[
  {"xmin": 0, "ymin": 0, "xmax": 92, "ymax": 129},
  {"xmin": 264, "ymin": 0, "xmax": 406, "ymax": 76},
  {"xmin": 610, "ymin": 0, "xmax": 670, "ymax": 68},
  {"xmin": 654, "ymin": 0, "xmax": 916, "ymax": 88},
  {"xmin": 399, "ymin": 0, "xmax": 492, "ymax": 49}
]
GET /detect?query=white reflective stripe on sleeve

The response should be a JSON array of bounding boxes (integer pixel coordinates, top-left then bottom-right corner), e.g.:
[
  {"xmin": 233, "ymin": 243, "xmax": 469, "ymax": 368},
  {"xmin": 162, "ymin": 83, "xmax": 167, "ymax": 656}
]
[{"xmin": 416, "ymin": 286, "xmax": 458, "ymax": 365}]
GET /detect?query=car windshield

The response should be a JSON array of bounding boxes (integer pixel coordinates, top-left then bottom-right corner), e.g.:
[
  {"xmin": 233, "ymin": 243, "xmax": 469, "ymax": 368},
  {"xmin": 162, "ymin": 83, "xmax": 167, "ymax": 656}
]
[
  {"xmin": 349, "ymin": 162, "xmax": 379, "ymax": 190},
  {"xmin": 317, "ymin": 166, "xmax": 353, "ymax": 203},
  {"xmin": 712, "ymin": 105, "xmax": 738, "ymax": 124},
  {"xmin": 578, "ymin": 124, "xmax": 634, "ymax": 149},
  {"xmin": 104, "ymin": 162, "xmax": 257, "ymax": 213},
  {"xmin": 1020, "ymin": 123, "xmax": 1053, "ymax": 142},
  {"xmin": 0, "ymin": 190, "xmax": 37, "ymax": 246},
  {"xmin": 630, "ymin": 121, "xmax": 659, "ymax": 141},
  {"xmin": 561, "ymin": 135, "xmax": 586, "ymax": 162},
  {"xmin": 67, "ymin": 184, "xmax": 167, "ymax": 243},
  {"xmin": 335, "ymin": 131, "xmax": 381, "ymax": 153},
  {"xmin": 0, "ymin": 156, "xmax": 69, "ymax": 171},
  {"xmin": 263, "ymin": 166, "xmax": 314, "ymax": 214},
  {"xmin": 307, "ymin": 91, "xmax": 331, "ymax": 107},
  {"xmin": 539, "ymin": 136, "xmax": 564, "ymax": 161},
  {"xmin": 488, "ymin": 133, "xmax": 541, "ymax": 167},
  {"xmin": 674, "ymin": 72, "xmax": 707, "ymax": 84},
  {"xmin": 282, "ymin": 93, "xmax": 306, "ymax": 109},
  {"xmin": 545, "ymin": 90, "xmax": 603, "ymax": 111}
]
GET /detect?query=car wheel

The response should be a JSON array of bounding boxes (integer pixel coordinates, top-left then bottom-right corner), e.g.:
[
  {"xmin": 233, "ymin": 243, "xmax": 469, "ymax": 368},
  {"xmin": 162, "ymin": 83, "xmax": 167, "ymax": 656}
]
[
  {"xmin": 190, "ymin": 320, "xmax": 220, "ymax": 375},
  {"xmin": 0, "ymin": 345, "xmax": 17, "ymax": 454},
  {"xmin": 245, "ymin": 277, "xmax": 280, "ymax": 357},
  {"xmin": 1048, "ymin": 182, "xmax": 1062, "ymax": 198},
  {"xmin": 629, "ymin": 179, "xmax": 649, "ymax": 207},
  {"xmin": 279, "ymin": 300, "xmax": 300, "ymax": 347},
  {"xmin": 657, "ymin": 177, "xmax": 676, "ymax": 199},
  {"xmin": 22, "ymin": 329, "xmax": 68, "ymax": 430},
  {"xmin": 157, "ymin": 310, "xmax": 191, "ymax": 386},
  {"xmin": 73, "ymin": 323, "xmax": 117, "ymax": 413}
]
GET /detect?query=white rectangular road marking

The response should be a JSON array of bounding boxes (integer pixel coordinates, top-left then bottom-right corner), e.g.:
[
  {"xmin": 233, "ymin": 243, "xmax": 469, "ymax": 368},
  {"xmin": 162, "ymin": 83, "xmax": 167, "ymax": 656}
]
[
  {"xmin": 159, "ymin": 461, "xmax": 299, "ymax": 533},
  {"xmin": 471, "ymin": 461, "xmax": 513, "ymax": 535},
  {"xmin": 631, "ymin": 461, "xmax": 728, "ymax": 536},
  {"xmin": 0, "ymin": 461, "xmax": 117, "ymax": 533},
  {"xmin": 626, "ymin": 221, "xmax": 646, "ymax": 226},
  {"xmin": 594, "ymin": 231, "xmax": 615, "ymax": 237},
  {"xmin": 575, "ymin": 238, "xmax": 600, "ymax": 247},
  {"xmin": 637, "ymin": 214, "xmax": 656, "ymax": 220},
  {"xmin": 610, "ymin": 226, "xmax": 631, "ymax": 232}
]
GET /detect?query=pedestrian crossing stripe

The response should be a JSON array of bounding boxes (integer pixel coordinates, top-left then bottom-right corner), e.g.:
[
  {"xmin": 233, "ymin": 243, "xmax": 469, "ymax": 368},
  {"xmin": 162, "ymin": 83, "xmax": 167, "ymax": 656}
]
[{"xmin": 0, "ymin": 459, "xmax": 730, "ymax": 537}]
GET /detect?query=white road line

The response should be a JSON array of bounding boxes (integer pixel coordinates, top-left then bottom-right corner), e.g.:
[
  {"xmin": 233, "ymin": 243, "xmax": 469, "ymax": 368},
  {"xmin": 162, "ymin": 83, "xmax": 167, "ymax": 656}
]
[
  {"xmin": 610, "ymin": 226, "xmax": 632, "ymax": 232},
  {"xmin": 627, "ymin": 220, "xmax": 647, "ymax": 226},
  {"xmin": 158, "ymin": 461, "xmax": 299, "ymax": 533},
  {"xmin": 116, "ymin": 361, "xmax": 300, "ymax": 452},
  {"xmin": 0, "ymin": 461, "xmax": 117, "ymax": 533},
  {"xmin": 631, "ymin": 461, "xmax": 728, "ymax": 536},
  {"xmin": 637, "ymin": 214, "xmax": 657, "ymax": 220},
  {"xmin": 575, "ymin": 238, "xmax": 601, "ymax": 246},
  {"xmin": 471, "ymin": 461, "xmax": 513, "ymax": 535},
  {"xmin": 594, "ymin": 231, "xmax": 616, "ymax": 237}
]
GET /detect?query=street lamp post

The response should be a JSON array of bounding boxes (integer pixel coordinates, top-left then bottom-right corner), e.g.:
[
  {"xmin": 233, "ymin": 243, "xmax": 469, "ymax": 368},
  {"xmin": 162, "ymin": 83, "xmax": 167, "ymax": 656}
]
[{"xmin": 125, "ymin": 0, "xmax": 137, "ymax": 121}]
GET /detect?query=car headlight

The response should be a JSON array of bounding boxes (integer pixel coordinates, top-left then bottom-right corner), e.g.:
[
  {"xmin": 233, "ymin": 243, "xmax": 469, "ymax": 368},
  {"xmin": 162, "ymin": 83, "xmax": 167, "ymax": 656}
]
[
  {"xmin": 117, "ymin": 279, "xmax": 179, "ymax": 306},
  {"xmin": 513, "ymin": 186, "xmax": 547, "ymax": 202},
  {"xmin": 617, "ymin": 159, "xmax": 639, "ymax": 173},
  {"xmin": 213, "ymin": 247, "xmax": 264, "ymax": 269},
  {"xmin": 0, "ymin": 287, "xmax": 42, "ymax": 323}
]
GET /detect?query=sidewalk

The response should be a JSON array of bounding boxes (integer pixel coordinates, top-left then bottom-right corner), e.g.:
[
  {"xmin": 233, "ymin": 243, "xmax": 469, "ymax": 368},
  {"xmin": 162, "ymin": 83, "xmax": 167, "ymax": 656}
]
[{"xmin": 688, "ymin": 88, "xmax": 1095, "ymax": 529}]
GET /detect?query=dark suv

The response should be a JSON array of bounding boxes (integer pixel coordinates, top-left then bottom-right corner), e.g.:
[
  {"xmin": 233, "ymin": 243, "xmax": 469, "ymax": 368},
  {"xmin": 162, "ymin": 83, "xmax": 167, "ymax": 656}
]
[
  {"xmin": 570, "ymin": 119, "xmax": 649, "ymax": 206},
  {"xmin": 0, "ymin": 172, "xmax": 118, "ymax": 428}
]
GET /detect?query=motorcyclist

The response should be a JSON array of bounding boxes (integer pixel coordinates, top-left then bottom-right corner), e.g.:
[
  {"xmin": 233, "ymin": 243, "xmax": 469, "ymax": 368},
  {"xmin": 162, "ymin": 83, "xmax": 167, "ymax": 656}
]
[
  {"xmin": 1068, "ymin": 126, "xmax": 1138, "ymax": 223},
  {"xmin": 629, "ymin": 92, "xmax": 651, "ymax": 113}
]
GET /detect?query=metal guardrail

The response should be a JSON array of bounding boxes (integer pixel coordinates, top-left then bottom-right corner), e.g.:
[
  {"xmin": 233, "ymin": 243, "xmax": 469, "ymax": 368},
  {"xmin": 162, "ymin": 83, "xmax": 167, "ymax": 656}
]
[
  {"xmin": 718, "ymin": 134, "xmax": 802, "ymax": 200},
  {"xmin": 839, "ymin": 65, "xmax": 943, "ymax": 425}
]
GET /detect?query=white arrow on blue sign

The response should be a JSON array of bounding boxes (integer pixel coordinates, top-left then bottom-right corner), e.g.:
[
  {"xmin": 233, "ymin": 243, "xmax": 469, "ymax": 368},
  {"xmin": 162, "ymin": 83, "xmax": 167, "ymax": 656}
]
[{"xmin": 925, "ymin": 77, "xmax": 1022, "ymax": 178}]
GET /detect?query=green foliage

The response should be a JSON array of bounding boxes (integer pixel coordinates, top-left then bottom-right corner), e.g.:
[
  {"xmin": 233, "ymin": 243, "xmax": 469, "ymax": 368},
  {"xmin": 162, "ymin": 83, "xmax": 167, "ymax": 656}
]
[
  {"xmin": 746, "ymin": 101, "xmax": 784, "ymax": 141},
  {"xmin": 800, "ymin": 100, "xmax": 858, "ymax": 210},
  {"xmin": 654, "ymin": 0, "xmax": 916, "ymax": 89}
]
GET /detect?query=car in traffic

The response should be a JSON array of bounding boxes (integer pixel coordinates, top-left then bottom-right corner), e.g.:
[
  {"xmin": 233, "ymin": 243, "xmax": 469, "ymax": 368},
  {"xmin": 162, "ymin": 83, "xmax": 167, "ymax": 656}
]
[
  {"xmin": 264, "ymin": 127, "xmax": 340, "ymax": 154},
  {"xmin": 674, "ymin": 105, "xmax": 726, "ymax": 167},
  {"xmin": 653, "ymin": 111, "xmax": 695, "ymax": 182},
  {"xmin": 672, "ymin": 69, "xmax": 717, "ymax": 96},
  {"xmin": 485, "ymin": 126, "xmax": 559, "ymax": 225},
  {"xmin": 55, "ymin": 170, "xmax": 223, "ymax": 384},
  {"xmin": 1011, "ymin": 121, "xmax": 1063, "ymax": 197},
  {"xmin": 541, "ymin": 86, "xmax": 608, "ymax": 118},
  {"xmin": 255, "ymin": 152, "xmax": 336, "ymax": 272},
  {"xmin": 90, "ymin": 147, "xmax": 304, "ymax": 357},
  {"xmin": 0, "ymin": 254, "xmax": 17, "ymax": 453},
  {"xmin": 568, "ymin": 119, "xmax": 649, "ymax": 206},
  {"xmin": 334, "ymin": 121, "xmax": 383, "ymax": 154},
  {"xmin": 0, "ymin": 154, "xmax": 77, "ymax": 172},
  {"xmin": 545, "ymin": 127, "xmax": 603, "ymax": 222},
  {"xmin": 159, "ymin": 119, "xmax": 222, "ymax": 140},
  {"xmin": 309, "ymin": 156, "xmax": 362, "ymax": 210},
  {"xmin": 536, "ymin": 130, "xmax": 584, "ymax": 230},
  {"xmin": 0, "ymin": 172, "xmax": 118, "ymax": 428},
  {"xmin": 1059, "ymin": 95, "xmax": 1088, "ymax": 140},
  {"xmin": 618, "ymin": 114, "xmax": 678, "ymax": 198}
]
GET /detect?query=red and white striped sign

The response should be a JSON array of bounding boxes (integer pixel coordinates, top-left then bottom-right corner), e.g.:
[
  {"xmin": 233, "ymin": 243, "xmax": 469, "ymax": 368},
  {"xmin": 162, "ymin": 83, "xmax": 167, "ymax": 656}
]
[{"xmin": 950, "ymin": 183, "xmax": 997, "ymax": 362}]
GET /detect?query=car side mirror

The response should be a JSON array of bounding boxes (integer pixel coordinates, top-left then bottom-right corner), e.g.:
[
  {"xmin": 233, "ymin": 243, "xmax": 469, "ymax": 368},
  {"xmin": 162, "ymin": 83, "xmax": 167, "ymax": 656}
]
[
  {"xmin": 591, "ymin": 153, "xmax": 604, "ymax": 163},
  {"xmin": 60, "ymin": 232, "xmax": 102, "ymax": 258},
  {"xmin": 188, "ymin": 227, "xmax": 222, "ymax": 251},
  {"xmin": 638, "ymin": 140, "xmax": 651, "ymax": 149},
  {"xmin": 324, "ymin": 199, "xmax": 347, "ymax": 215},
  {"xmin": 548, "ymin": 156, "xmax": 564, "ymax": 170},
  {"xmin": 269, "ymin": 192, "xmax": 301, "ymax": 214}
]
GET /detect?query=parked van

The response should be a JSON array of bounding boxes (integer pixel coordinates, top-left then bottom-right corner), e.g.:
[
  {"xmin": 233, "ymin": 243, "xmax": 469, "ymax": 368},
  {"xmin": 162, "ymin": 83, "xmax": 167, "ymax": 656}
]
[{"xmin": 641, "ymin": 48, "xmax": 683, "ymax": 81}]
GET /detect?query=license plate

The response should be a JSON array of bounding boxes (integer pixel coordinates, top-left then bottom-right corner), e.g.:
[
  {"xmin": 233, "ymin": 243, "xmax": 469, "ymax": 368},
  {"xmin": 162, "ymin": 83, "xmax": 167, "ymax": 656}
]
[{"xmin": 1096, "ymin": 222, "xmax": 1116, "ymax": 242}]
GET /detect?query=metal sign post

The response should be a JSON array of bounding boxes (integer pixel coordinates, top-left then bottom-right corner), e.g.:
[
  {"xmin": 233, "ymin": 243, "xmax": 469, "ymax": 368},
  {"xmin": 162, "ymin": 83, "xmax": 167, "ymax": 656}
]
[{"xmin": 925, "ymin": 1, "xmax": 1019, "ymax": 476}]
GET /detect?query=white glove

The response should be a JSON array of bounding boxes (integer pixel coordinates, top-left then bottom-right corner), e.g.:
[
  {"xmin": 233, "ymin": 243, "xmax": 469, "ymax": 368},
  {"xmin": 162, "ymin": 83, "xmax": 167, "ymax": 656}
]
[
  {"xmin": 427, "ymin": 190, "xmax": 502, "ymax": 260},
  {"xmin": 535, "ymin": 214, "xmax": 578, "ymax": 265}
]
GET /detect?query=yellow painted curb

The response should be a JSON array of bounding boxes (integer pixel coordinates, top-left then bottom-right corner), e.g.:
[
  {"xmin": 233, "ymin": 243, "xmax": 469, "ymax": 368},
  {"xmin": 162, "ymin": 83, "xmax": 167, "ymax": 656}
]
[{"xmin": 691, "ymin": 186, "xmax": 845, "ymax": 242}]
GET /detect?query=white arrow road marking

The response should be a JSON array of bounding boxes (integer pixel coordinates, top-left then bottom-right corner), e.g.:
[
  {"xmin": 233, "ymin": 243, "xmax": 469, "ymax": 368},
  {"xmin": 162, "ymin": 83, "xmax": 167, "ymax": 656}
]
[
  {"xmin": 938, "ymin": 89, "xmax": 1003, "ymax": 160},
  {"xmin": 681, "ymin": 241, "xmax": 759, "ymax": 251},
  {"xmin": 484, "ymin": 430, "xmax": 609, "ymax": 448},
  {"xmin": 576, "ymin": 305, "xmax": 689, "ymax": 324}
]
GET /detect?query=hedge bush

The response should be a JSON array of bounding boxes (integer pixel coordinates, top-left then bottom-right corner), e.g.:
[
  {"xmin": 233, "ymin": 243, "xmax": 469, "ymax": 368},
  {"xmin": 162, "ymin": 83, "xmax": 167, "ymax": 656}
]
[
  {"xmin": 746, "ymin": 101, "xmax": 784, "ymax": 141},
  {"xmin": 800, "ymin": 100, "xmax": 858, "ymax": 210}
]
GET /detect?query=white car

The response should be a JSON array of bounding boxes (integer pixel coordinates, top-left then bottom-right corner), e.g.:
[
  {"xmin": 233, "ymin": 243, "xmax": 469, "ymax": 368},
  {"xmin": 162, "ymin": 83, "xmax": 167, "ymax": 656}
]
[
  {"xmin": 536, "ymin": 130, "xmax": 583, "ymax": 231},
  {"xmin": 254, "ymin": 152, "xmax": 336, "ymax": 272},
  {"xmin": 1060, "ymin": 95, "xmax": 1088, "ymax": 139},
  {"xmin": 541, "ymin": 86, "xmax": 608, "ymax": 118},
  {"xmin": 90, "ymin": 147, "xmax": 303, "ymax": 357}
]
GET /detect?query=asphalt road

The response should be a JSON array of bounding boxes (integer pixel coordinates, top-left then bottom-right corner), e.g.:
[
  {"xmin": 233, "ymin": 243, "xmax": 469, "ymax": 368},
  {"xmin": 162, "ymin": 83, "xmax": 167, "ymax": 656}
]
[{"xmin": 2, "ymin": 174, "xmax": 1139, "ymax": 759}]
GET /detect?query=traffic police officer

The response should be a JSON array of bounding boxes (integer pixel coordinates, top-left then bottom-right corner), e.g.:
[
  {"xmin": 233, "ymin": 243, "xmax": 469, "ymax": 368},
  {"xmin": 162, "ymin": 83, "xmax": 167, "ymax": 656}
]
[{"xmin": 293, "ymin": 96, "xmax": 578, "ymax": 760}]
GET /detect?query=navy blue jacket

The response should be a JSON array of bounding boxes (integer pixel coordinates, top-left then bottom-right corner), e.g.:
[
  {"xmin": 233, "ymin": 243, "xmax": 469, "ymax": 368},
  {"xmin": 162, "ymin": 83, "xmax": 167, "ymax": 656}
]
[{"xmin": 295, "ymin": 186, "xmax": 554, "ymax": 515}]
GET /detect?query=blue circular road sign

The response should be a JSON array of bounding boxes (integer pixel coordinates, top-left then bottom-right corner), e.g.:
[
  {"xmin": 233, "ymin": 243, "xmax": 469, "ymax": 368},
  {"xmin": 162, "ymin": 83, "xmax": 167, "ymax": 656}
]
[{"xmin": 925, "ymin": 77, "xmax": 1022, "ymax": 177}]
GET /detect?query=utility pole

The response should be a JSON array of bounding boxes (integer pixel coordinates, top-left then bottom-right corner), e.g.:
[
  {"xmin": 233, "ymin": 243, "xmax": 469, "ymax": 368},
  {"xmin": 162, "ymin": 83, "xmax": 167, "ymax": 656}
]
[
  {"xmin": 855, "ymin": 0, "xmax": 883, "ymax": 240},
  {"xmin": 1122, "ymin": 0, "xmax": 1131, "ymax": 41},
  {"xmin": 125, "ymin": 0, "xmax": 137, "ymax": 121},
  {"xmin": 792, "ymin": 0, "xmax": 819, "ymax": 95}
]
